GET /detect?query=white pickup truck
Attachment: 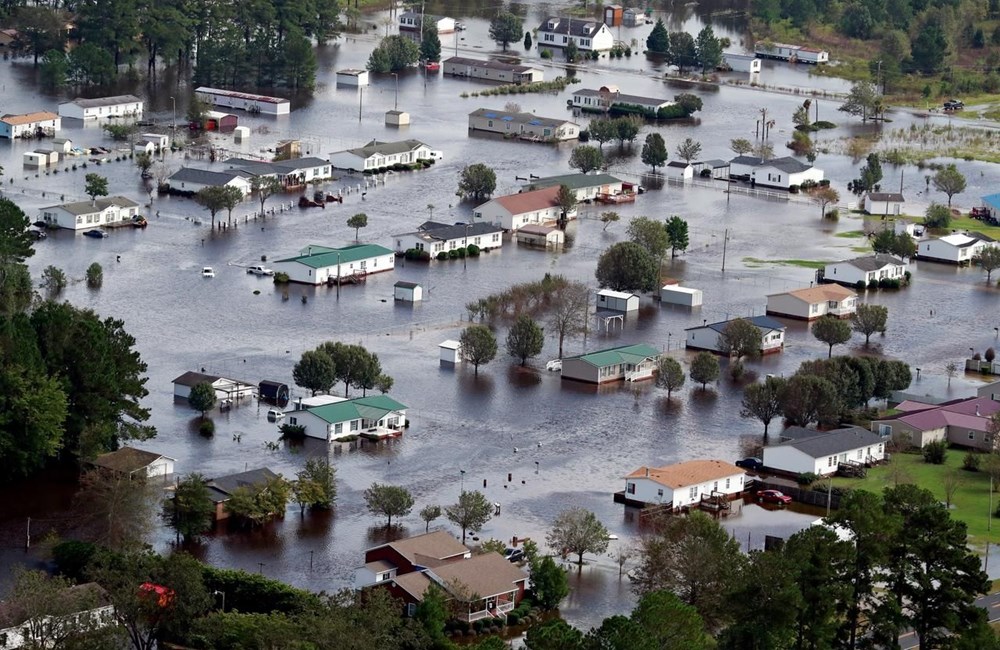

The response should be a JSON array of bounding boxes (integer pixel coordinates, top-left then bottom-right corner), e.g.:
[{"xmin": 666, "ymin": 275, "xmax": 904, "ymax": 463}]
[{"xmin": 247, "ymin": 264, "xmax": 274, "ymax": 276}]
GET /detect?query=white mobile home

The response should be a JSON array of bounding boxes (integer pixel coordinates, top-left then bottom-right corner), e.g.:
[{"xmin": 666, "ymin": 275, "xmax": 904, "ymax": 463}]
[
  {"xmin": 561, "ymin": 344, "xmax": 660, "ymax": 384},
  {"xmin": 596, "ymin": 289, "xmax": 639, "ymax": 313},
  {"xmin": 284, "ymin": 395, "xmax": 407, "ymax": 442},
  {"xmin": 0, "ymin": 111, "xmax": 60, "ymax": 139},
  {"xmin": 195, "ymin": 87, "xmax": 291, "ymax": 115},
  {"xmin": 58, "ymin": 95, "xmax": 143, "ymax": 121},
  {"xmin": 571, "ymin": 87, "xmax": 674, "ymax": 114},
  {"xmin": 444, "ymin": 57, "xmax": 543, "ymax": 84},
  {"xmin": 166, "ymin": 167, "xmax": 252, "ymax": 195},
  {"xmin": 536, "ymin": 17, "xmax": 614, "ymax": 52},
  {"xmin": 468, "ymin": 108, "xmax": 580, "ymax": 142},
  {"xmin": 728, "ymin": 155, "xmax": 824, "ymax": 189},
  {"xmin": 917, "ymin": 233, "xmax": 996, "ymax": 265},
  {"xmin": 398, "ymin": 12, "xmax": 455, "ymax": 33},
  {"xmin": 754, "ymin": 42, "xmax": 829, "ymax": 64},
  {"xmin": 473, "ymin": 186, "xmax": 573, "ymax": 231},
  {"xmin": 822, "ymin": 254, "xmax": 906, "ymax": 287},
  {"xmin": 329, "ymin": 139, "xmax": 440, "ymax": 172},
  {"xmin": 393, "ymin": 220, "xmax": 504, "ymax": 256},
  {"xmin": 766, "ymin": 284, "xmax": 857, "ymax": 320},
  {"xmin": 763, "ymin": 426, "xmax": 886, "ymax": 476},
  {"xmin": 684, "ymin": 315, "xmax": 785, "ymax": 355},
  {"xmin": 620, "ymin": 460, "xmax": 745, "ymax": 507},
  {"xmin": 38, "ymin": 196, "xmax": 141, "ymax": 231},
  {"xmin": 271, "ymin": 243, "xmax": 395, "ymax": 285},
  {"xmin": 721, "ymin": 53, "xmax": 762, "ymax": 73}
]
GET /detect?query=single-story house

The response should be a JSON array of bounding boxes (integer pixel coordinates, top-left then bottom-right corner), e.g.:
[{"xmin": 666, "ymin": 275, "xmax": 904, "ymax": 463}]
[
  {"xmin": 863, "ymin": 192, "xmax": 905, "ymax": 216},
  {"xmin": 206, "ymin": 468, "xmax": 280, "ymax": 521},
  {"xmin": 916, "ymin": 232, "xmax": 996, "ymax": 265},
  {"xmin": 443, "ymin": 57, "xmax": 543, "ymax": 84},
  {"xmin": 536, "ymin": 17, "xmax": 614, "ymax": 51},
  {"xmin": 754, "ymin": 42, "xmax": 829, "ymax": 64},
  {"xmin": 684, "ymin": 315, "xmax": 786, "ymax": 355},
  {"xmin": 596, "ymin": 289, "xmax": 639, "ymax": 313},
  {"xmin": 721, "ymin": 52, "xmax": 762, "ymax": 73},
  {"xmin": 561, "ymin": 343, "xmax": 660, "ymax": 384},
  {"xmin": 329, "ymin": 139, "xmax": 440, "ymax": 172},
  {"xmin": 762, "ymin": 426, "xmax": 886, "ymax": 476},
  {"xmin": 871, "ymin": 396, "xmax": 1000, "ymax": 450},
  {"xmin": 58, "ymin": 95, "xmax": 143, "ymax": 121},
  {"xmin": 398, "ymin": 12, "xmax": 455, "ymax": 33},
  {"xmin": 660, "ymin": 285, "xmax": 703, "ymax": 307},
  {"xmin": 571, "ymin": 87, "xmax": 674, "ymax": 114},
  {"xmin": 195, "ymin": 87, "xmax": 290, "ymax": 115},
  {"xmin": 979, "ymin": 380, "xmax": 1000, "ymax": 402},
  {"xmin": 468, "ymin": 108, "xmax": 580, "ymax": 142},
  {"xmin": 619, "ymin": 460, "xmax": 746, "ymax": 507},
  {"xmin": 355, "ymin": 530, "xmax": 471, "ymax": 589},
  {"xmin": 822, "ymin": 254, "xmax": 906, "ymax": 287},
  {"xmin": 226, "ymin": 156, "xmax": 334, "ymax": 186},
  {"xmin": 336, "ymin": 69, "xmax": 369, "ymax": 86},
  {"xmin": 0, "ymin": 583, "xmax": 115, "ymax": 650},
  {"xmin": 766, "ymin": 284, "xmax": 857, "ymax": 320},
  {"xmin": 728, "ymin": 155, "xmax": 824, "ymax": 189},
  {"xmin": 983, "ymin": 193, "xmax": 1000, "ymax": 222},
  {"xmin": 166, "ymin": 167, "xmax": 253, "ymax": 195},
  {"xmin": 394, "ymin": 281, "xmax": 423, "ymax": 302},
  {"xmin": 38, "ymin": 196, "xmax": 141, "ymax": 231},
  {"xmin": 516, "ymin": 224, "xmax": 564, "ymax": 247},
  {"xmin": 271, "ymin": 243, "xmax": 395, "ymax": 285},
  {"xmin": 394, "ymin": 220, "xmax": 504, "ymax": 256},
  {"xmin": 0, "ymin": 111, "xmax": 60, "ymax": 139},
  {"xmin": 521, "ymin": 173, "xmax": 625, "ymax": 202},
  {"xmin": 91, "ymin": 446, "xmax": 176, "ymax": 478},
  {"xmin": 664, "ymin": 161, "xmax": 695, "ymax": 180},
  {"xmin": 172, "ymin": 371, "xmax": 256, "ymax": 402},
  {"xmin": 473, "ymin": 186, "xmax": 575, "ymax": 231},
  {"xmin": 283, "ymin": 395, "xmax": 408, "ymax": 442},
  {"xmin": 139, "ymin": 132, "xmax": 169, "ymax": 150}
]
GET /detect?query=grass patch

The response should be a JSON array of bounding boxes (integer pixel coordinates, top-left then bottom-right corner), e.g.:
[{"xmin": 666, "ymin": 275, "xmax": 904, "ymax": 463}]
[
  {"xmin": 850, "ymin": 245, "xmax": 872, "ymax": 253},
  {"xmin": 835, "ymin": 230, "xmax": 866, "ymax": 238},
  {"xmin": 945, "ymin": 216, "xmax": 1000, "ymax": 240},
  {"xmin": 742, "ymin": 257, "xmax": 826, "ymax": 269},
  {"xmin": 831, "ymin": 450, "xmax": 995, "ymax": 547}
]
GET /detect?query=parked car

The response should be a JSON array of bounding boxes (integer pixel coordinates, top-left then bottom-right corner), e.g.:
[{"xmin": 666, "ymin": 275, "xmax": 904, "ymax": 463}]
[
  {"xmin": 202, "ymin": 267, "xmax": 215, "ymax": 277},
  {"xmin": 29, "ymin": 228, "xmax": 47, "ymax": 240},
  {"xmin": 735, "ymin": 457, "xmax": 764, "ymax": 471},
  {"xmin": 266, "ymin": 408, "xmax": 285, "ymax": 421},
  {"xmin": 83, "ymin": 229, "xmax": 107, "ymax": 239},
  {"xmin": 503, "ymin": 548, "xmax": 524, "ymax": 563},
  {"xmin": 247, "ymin": 264, "xmax": 275, "ymax": 276},
  {"xmin": 545, "ymin": 359, "xmax": 562, "ymax": 372},
  {"xmin": 943, "ymin": 100, "xmax": 964, "ymax": 110},
  {"xmin": 757, "ymin": 489, "xmax": 792, "ymax": 505}
]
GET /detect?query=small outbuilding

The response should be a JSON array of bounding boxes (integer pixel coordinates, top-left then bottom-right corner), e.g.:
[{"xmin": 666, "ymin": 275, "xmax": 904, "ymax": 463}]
[
  {"xmin": 233, "ymin": 126, "xmax": 250, "ymax": 142},
  {"xmin": 204, "ymin": 111, "xmax": 238, "ymax": 133},
  {"xmin": 394, "ymin": 281, "xmax": 423, "ymax": 302},
  {"xmin": 51, "ymin": 137, "xmax": 73, "ymax": 153},
  {"xmin": 92, "ymin": 446, "xmax": 176, "ymax": 478},
  {"xmin": 337, "ymin": 69, "xmax": 370, "ymax": 86},
  {"xmin": 660, "ymin": 285, "xmax": 703, "ymax": 307},
  {"xmin": 439, "ymin": 340, "xmax": 462, "ymax": 364},
  {"xmin": 596, "ymin": 289, "xmax": 639, "ymax": 313},
  {"xmin": 258, "ymin": 380, "xmax": 290, "ymax": 404},
  {"xmin": 22, "ymin": 151, "xmax": 46, "ymax": 166},
  {"xmin": 664, "ymin": 161, "xmax": 694, "ymax": 180},
  {"xmin": 385, "ymin": 110, "xmax": 411, "ymax": 127},
  {"xmin": 34, "ymin": 149, "xmax": 59, "ymax": 165},
  {"xmin": 516, "ymin": 224, "xmax": 565, "ymax": 248}
]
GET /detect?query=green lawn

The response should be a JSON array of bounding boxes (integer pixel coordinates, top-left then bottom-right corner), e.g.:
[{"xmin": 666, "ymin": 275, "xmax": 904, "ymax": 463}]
[
  {"xmin": 831, "ymin": 451, "xmax": 997, "ymax": 548},
  {"xmin": 742, "ymin": 257, "xmax": 826, "ymax": 269},
  {"xmin": 835, "ymin": 230, "xmax": 866, "ymax": 238}
]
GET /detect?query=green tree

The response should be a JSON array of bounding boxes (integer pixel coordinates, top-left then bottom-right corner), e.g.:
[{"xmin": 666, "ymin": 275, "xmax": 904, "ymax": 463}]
[
  {"xmin": 568, "ymin": 145, "xmax": 604, "ymax": 174},
  {"xmin": 218, "ymin": 185, "xmax": 243, "ymax": 225},
  {"xmin": 911, "ymin": 21, "xmax": 949, "ymax": 74},
  {"xmin": 134, "ymin": 152, "xmax": 153, "ymax": 179},
  {"xmin": 793, "ymin": 100, "xmax": 812, "ymax": 129},
  {"xmin": 347, "ymin": 213, "xmax": 368, "ymax": 241},
  {"xmin": 812, "ymin": 315, "xmax": 853, "ymax": 357},
  {"xmin": 84, "ymin": 173, "xmax": 109, "ymax": 201},
  {"xmin": 76, "ymin": 468, "xmax": 159, "ymax": 550},
  {"xmin": 419, "ymin": 22, "xmax": 441, "ymax": 62},
  {"xmin": 809, "ymin": 186, "xmax": 839, "ymax": 218},
  {"xmin": 730, "ymin": 138, "xmax": 753, "ymax": 155},
  {"xmin": 664, "ymin": 215, "xmax": 689, "ymax": 258},
  {"xmin": 784, "ymin": 525, "xmax": 854, "ymax": 650},
  {"xmin": 187, "ymin": 382, "xmax": 216, "ymax": 417},
  {"xmin": 292, "ymin": 350, "xmax": 336, "ymax": 396},
  {"xmin": 489, "ymin": 11, "xmax": 523, "ymax": 51},
  {"xmin": 695, "ymin": 25, "xmax": 722, "ymax": 73},
  {"xmin": 525, "ymin": 619, "xmax": 584, "ymax": 649},
  {"xmin": 627, "ymin": 216, "xmax": 669, "ymax": 262},
  {"xmin": 924, "ymin": 202, "xmax": 952, "ymax": 229},
  {"xmin": 565, "ymin": 40, "xmax": 579, "ymax": 63},
  {"xmin": 40, "ymin": 266, "xmax": 66, "ymax": 294},
  {"xmin": 445, "ymin": 489, "xmax": 492, "ymax": 543},
  {"xmin": 856, "ymin": 153, "xmax": 883, "ymax": 194},
  {"xmin": 600, "ymin": 211, "xmax": 620, "ymax": 231},
  {"xmin": 366, "ymin": 35, "xmax": 420, "ymax": 72},
  {"xmin": 505, "ymin": 314, "xmax": 544, "ymax": 366},
  {"xmin": 524, "ymin": 31, "xmax": 532, "ymax": 50},
  {"xmin": 668, "ymin": 31, "xmax": 698, "ymax": 73},
  {"xmin": 587, "ymin": 118, "xmax": 617, "ymax": 150},
  {"xmin": 975, "ymin": 246, "xmax": 1000, "ymax": 282},
  {"xmin": 739, "ymin": 376, "xmax": 786, "ymax": 436},
  {"xmin": 529, "ymin": 555, "xmax": 570, "ymax": 609},
  {"xmin": 0, "ymin": 364, "xmax": 67, "ymax": 480},
  {"xmin": 556, "ymin": 184, "xmax": 577, "ymax": 219},
  {"xmin": 414, "ymin": 584, "xmax": 448, "ymax": 646},
  {"xmin": 168, "ymin": 473, "xmax": 215, "ymax": 542},
  {"xmin": 839, "ymin": 80, "xmax": 880, "ymax": 122},
  {"xmin": 459, "ymin": 325, "xmax": 498, "ymax": 375},
  {"xmin": 851, "ymin": 303, "xmax": 888, "ymax": 345},
  {"xmin": 641, "ymin": 133, "xmax": 667, "ymax": 171},
  {"xmin": 546, "ymin": 507, "xmax": 610, "ymax": 565},
  {"xmin": 457, "ymin": 163, "xmax": 497, "ymax": 201},
  {"xmin": 689, "ymin": 351, "xmax": 720, "ymax": 389},
  {"xmin": 595, "ymin": 241, "xmax": 659, "ymax": 292},
  {"xmin": 646, "ymin": 18, "xmax": 669, "ymax": 54},
  {"xmin": 780, "ymin": 374, "xmax": 840, "ymax": 427},
  {"xmin": 0, "ymin": 198, "xmax": 35, "ymax": 266},
  {"xmin": 296, "ymin": 457, "xmax": 336, "ymax": 509},
  {"xmin": 933, "ymin": 164, "xmax": 966, "ymax": 207},
  {"xmin": 14, "ymin": 6, "xmax": 65, "ymax": 65},
  {"xmin": 250, "ymin": 176, "xmax": 283, "ymax": 217},
  {"xmin": 195, "ymin": 186, "xmax": 228, "ymax": 229},
  {"xmin": 719, "ymin": 550, "xmax": 800, "ymax": 649},
  {"xmin": 225, "ymin": 475, "xmax": 291, "ymax": 526},
  {"xmin": 655, "ymin": 356, "xmax": 685, "ymax": 398},
  {"xmin": 614, "ymin": 115, "xmax": 642, "ymax": 147},
  {"xmin": 717, "ymin": 318, "xmax": 762, "ymax": 361},
  {"xmin": 363, "ymin": 482, "xmax": 414, "ymax": 528},
  {"xmin": 68, "ymin": 42, "xmax": 116, "ymax": 86},
  {"xmin": 419, "ymin": 504, "xmax": 441, "ymax": 532},
  {"xmin": 39, "ymin": 49, "xmax": 68, "ymax": 88}
]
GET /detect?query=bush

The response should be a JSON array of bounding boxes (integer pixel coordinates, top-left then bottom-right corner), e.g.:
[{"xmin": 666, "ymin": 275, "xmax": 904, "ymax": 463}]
[
  {"xmin": 963, "ymin": 452, "xmax": 982, "ymax": 472},
  {"xmin": 855, "ymin": 281, "xmax": 866, "ymax": 291},
  {"xmin": 879, "ymin": 278, "xmax": 900, "ymax": 289},
  {"xmin": 467, "ymin": 244, "xmax": 480, "ymax": 256},
  {"xmin": 868, "ymin": 279, "xmax": 879, "ymax": 289},
  {"xmin": 448, "ymin": 249, "xmax": 459, "ymax": 259},
  {"xmin": 273, "ymin": 272, "xmax": 290, "ymax": 284},
  {"xmin": 436, "ymin": 251, "xmax": 448, "ymax": 261},
  {"xmin": 419, "ymin": 250, "xmax": 431, "ymax": 261},
  {"xmin": 199, "ymin": 419, "xmax": 216, "ymax": 436},
  {"xmin": 799, "ymin": 179, "xmax": 818, "ymax": 190},
  {"xmin": 796, "ymin": 472, "xmax": 820, "ymax": 486},
  {"xmin": 53, "ymin": 540, "xmax": 97, "ymax": 581},
  {"xmin": 457, "ymin": 247, "xmax": 467, "ymax": 258},
  {"xmin": 540, "ymin": 49, "xmax": 553, "ymax": 59},
  {"xmin": 987, "ymin": 347, "xmax": 996, "ymax": 362},
  {"xmin": 279, "ymin": 423, "xmax": 305, "ymax": 438},
  {"xmin": 922, "ymin": 439, "xmax": 947, "ymax": 465},
  {"xmin": 578, "ymin": 129, "xmax": 590, "ymax": 142},
  {"xmin": 973, "ymin": 352, "xmax": 982, "ymax": 361},
  {"xmin": 788, "ymin": 185, "xmax": 799, "ymax": 194},
  {"xmin": 818, "ymin": 179, "xmax": 831, "ymax": 186},
  {"xmin": 825, "ymin": 208, "xmax": 839, "ymax": 221},
  {"xmin": 729, "ymin": 359, "xmax": 745, "ymax": 380},
  {"xmin": 813, "ymin": 120, "xmax": 837, "ymax": 129}
]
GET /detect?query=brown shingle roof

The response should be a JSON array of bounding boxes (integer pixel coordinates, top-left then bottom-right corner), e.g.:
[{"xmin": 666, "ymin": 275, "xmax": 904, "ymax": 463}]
[
  {"xmin": 92, "ymin": 446, "xmax": 172, "ymax": 474},
  {"xmin": 392, "ymin": 572, "xmax": 433, "ymax": 601},
  {"xmin": 772, "ymin": 284, "xmax": 856, "ymax": 304},
  {"xmin": 1, "ymin": 111, "xmax": 59, "ymax": 126},
  {"xmin": 624, "ymin": 460, "xmax": 743, "ymax": 489},
  {"xmin": 493, "ymin": 186, "xmax": 560, "ymax": 215},
  {"xmin": 378, "ymin": 531, "xmax": 470, "ymax": 566},
  {"xmin": 431, "ymin": 553, "xmax": 528, "ymax": 600}
]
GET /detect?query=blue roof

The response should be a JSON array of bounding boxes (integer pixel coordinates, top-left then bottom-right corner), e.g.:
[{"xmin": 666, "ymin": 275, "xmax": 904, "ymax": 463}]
[
  {"xmin": 502, "ymin": 116, "xmax": 513, "ymax": 121},
  {"xmin": 984, "ymin": 193, "xmax": 1000, "ymax": 210}
]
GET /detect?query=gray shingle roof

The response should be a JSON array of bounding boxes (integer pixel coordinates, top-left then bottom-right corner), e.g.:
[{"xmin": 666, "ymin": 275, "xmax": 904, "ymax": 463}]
[
  {"xmin": 396, "ymin": 221, "xmax": 502, "ymax": 241},
  {"xmin": 772, "ymin": 426, "xmax": 883, "ymax": 458},
  {"xmin": 469, "ymin": 108, "xmax": 572, "ymax": 128},
  {"xmin": 685, "ymin": 315, "xmax": 786, "ymax": 334},
  {"xmin": 209, "ymin": 468, "xmax": 279, "ymax": 496},
  {"xmin": 345, "ymin": 139, "xmax": 430, "ymax": 158},
  {"xmin": 538, "ymin": 17, "xmax": 607, "ymax": 37},
  {"xmin": 44, "ymin": 196, "xmax": 139, "ymax": 215},
  {"xmin": 66, "ymin": 95, "xmax": 142, "ymax": 108},
  {"xmin": 729, "ymin": 155, "xmax": 814, "ymax": 173},
  {"xmin": 867, "ymin": 192, "xmax": 904, "ymax": 202},
  {"xmin": 169, "ymin": 167, "xmax": 249, "ymax": 186},
  {"xmin": 841, "ymin": 254, "xmax": 905, "ymax": 272},
  {"xmin": 445, "ymin": 56, "xmax": 539, "ymax": 73}
]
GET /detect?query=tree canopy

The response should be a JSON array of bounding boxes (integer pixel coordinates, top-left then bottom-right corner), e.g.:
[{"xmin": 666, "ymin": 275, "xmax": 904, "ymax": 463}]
[
  {"xmin": 457, "ymin": 163, "xmax": 497, "ymax": 201},
  {"xmin": 596, "ymin": 242, "xmax": 659, "ymax": 292},
  {"xmin": 489, "ymin": 11, "xmax": 522, "ymax": 51},
  {"xmin": 546, "ymin": 508, "xmax": 610, "ymax": 565}
]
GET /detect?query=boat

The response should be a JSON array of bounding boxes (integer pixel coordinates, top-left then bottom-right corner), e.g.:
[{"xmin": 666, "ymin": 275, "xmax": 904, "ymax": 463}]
[
  {"xmin": 132, "ymin": 216, "xmax": 148, "ymax": 228},
  {"xmin": 83, "ymin": 229, "xmax": 108, "ymax": 238},
  {"xmin": 595, "ymin": 192, "xmax": 636, "ymax": 205},
  {"xmin": 202, "ymin": 267, "xmax": 215, "ymax": 277}
]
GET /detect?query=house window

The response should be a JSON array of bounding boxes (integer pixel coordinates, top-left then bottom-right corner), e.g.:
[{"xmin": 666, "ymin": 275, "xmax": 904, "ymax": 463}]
[
  {"xmin": 970, "ymin": 431, "xmax": 976, "ymax": 440},
  {"xmin": 688, "ymin": 487, "xmax": 697, "ymax": 499},
  {"xmin": 878, "ymin": 424, "xmax": 891, "ymax": 436},
  {"xmin": 351, "ymin": 420, "xmax": 359, "ymax": 431},
  {"xmin": 725, "ymin": 478, "xmax": 730, "ymax": 489},
  {"xmin": 657, "ymin": 488, "xmax": 664, "ymax": 499},
  {"xmin": 627, "ymin": 481, "xmax": 637, "ymax": 494},
  {"xmin": 334, "ymin": 423, "xmax": 343, "ymax": 434},
  {"xmin": 488, "ymin": 120, "xmax": 493, "ymax": 127},
  {"xmin": 289, "ymin": 417, "xmax": 297, "ymax": 425},
  {"xmin": 828, "ymin": 456, "xmax": 835, "ymax": 467},
  {"xmin": 857, "ymin": 449, "xmax": 863, "ymax": 459},
  {"xmin": 713, "ymin": 481, "xmax": 718, "ymax": 491}
]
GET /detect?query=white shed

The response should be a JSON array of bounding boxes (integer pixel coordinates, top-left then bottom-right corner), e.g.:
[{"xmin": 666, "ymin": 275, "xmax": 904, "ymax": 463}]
[
  {"xmin": 664, "ymin": 161, "xmax": 695, "ymax": 180},
  {"xmin": 336, "ymin": 69, "xmax": 369, "ymax": 86},
  {"xmin": 660, "ymin": 285, "xmax": 703, "ymax": 307},
  {"xmin": 394, "ymin": 281, "xmax": 423, "ymax": 302},
  {"xmin": 439, "ymin": 340, "xmax": 462, "ymax": 364},
  {"xmin": 22, "ymin": 151, "xmax": 46, "ymax": 166},
  {"xmin": 51, "ymin": 137, "xmax": 72, "ymax": 153},
  {"xmin": 234, "ymin": 126, "xmax": 251, "ymax": 142},
  {"xmin": 516, "ymin": 224, "xmax": 565, "ymax": 247},
  {"xmin": 596, "ymin": 289, "xmax": 639, "ymax": 313}
]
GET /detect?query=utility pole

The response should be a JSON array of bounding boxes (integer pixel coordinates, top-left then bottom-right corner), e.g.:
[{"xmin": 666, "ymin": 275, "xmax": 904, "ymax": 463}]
[
  {"xmin": 25, "ymin": 517, "xmax": 30, "ymax": 549},
  {"xmin": 721, "ymin": 228, "xmax": 729, "ymax": 273},
  {"xmin": 358, "ymin": 88, "xmax": 363, "ymax": 123},
  {"xmin": 336, "ymin": 252, "xmax": 341, "ymax": 299}
]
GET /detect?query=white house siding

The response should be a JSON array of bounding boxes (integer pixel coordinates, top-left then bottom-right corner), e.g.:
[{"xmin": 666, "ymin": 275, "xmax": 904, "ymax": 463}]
[
  {"xmin": 596, "ymin": 291, "xmax": 638, "ymax": 312},
  {"xmin": 468, "ymin": 114, "xmax": 579, "ymax": 141},
  {"xmin": 537, "ymin": 23, "xmax": 614, "ymax": 51},
  {"xmin": 58, "ymin": 99, "xmax": 144, "ymax": 121},
  {"xmin": 864, "ymin": 197, "xmax": 903, "ymax": 216},
  {"xmin": 918, "ymin": 238, "xmax": 990, "ymax": 264},
  {"xmin": 271, "ymin": 253, "xmax": 396, "ymax": 285},
  {"xmin": 979, "ymin": 381, "xmax": 1000, "ymax": 401},
  {"xmin": 0, "ymin": 115, "xmax": 61, "ymax": 139},
  {"xmin": 39, "ymin": 203, "xmax": 140, "ymax": 231},
  {"xmin": 474, "ymin": 204, "xmax": 563, "ymax": 231},
  {"xmin": 329, "ymin": 145, "xmax": 435, "ymax": 172},
  {"xmin": 444, "ymin": 60, "xmax": 543, "ymax": 83},
  {"xmin": 764, "ymin": 443, "xmax": 885, "ymax": 476},
  {"xmin": 751, "ymin": 165, "xmax": 824, "ymax": 189},
  {"xmin": 394, "ymin": 231, "xmax": 503, "ymax": 254},
  {"xmin": 171, "ymin": 176, "xmax": 252, "ymax": 196},
  {"xmin": 664, "ymin": 164, "xmax": 694, "ymax": 180},
  {"xmin": 195, "ymin": 88, "xmax": 290, "ymax": 115},
  {"xmin": 146, "ymin": 457, "xmax": 175, "ymax": 477},
  {"xmin": 285, "ymin": 408, "xmax": 407, "ymax": 442},
  {"xmin": 685, "ymin": 327, "xmax": 784, "ymax": 354},
  {"xmin": 623, "ymin": 474, "xmax": 744, "ymax": 507},
  {"xmin": 766, "ymin": 294, "xmax": 856, "ymax": 320},
  {"xmin": 824, "ymin": 262, "xmax": 906, "ymax": 287}
]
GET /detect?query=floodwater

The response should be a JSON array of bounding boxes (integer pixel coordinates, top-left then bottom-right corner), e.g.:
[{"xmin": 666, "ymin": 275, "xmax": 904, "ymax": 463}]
[{"xmin": 2, "ymin": 0, "xmax": 999, "ymax": 631}]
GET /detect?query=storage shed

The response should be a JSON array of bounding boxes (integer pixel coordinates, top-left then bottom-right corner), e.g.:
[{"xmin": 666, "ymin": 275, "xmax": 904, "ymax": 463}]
[
  {"xmin": 439, "ymin": 340, "xmax": 462, "ymax": 364},
  {"xmin": 258, "ymin": 380, "xmax": 290, "ymax": 404},
  {"xmin": 34, "ymin": 149, "xmax": 59, "ymax": 164},
  {"xmin": 51, "ymin": 137, "xmax": 72, "ymax": 153},
  {"xmin": 22, "ymin": 151, "xmax": 46, "ymax": 166},
  {"xmin": 596, "ymin": 289, "xmax": 639, "ymax": 313},
  {"xmin": 336, "ymin": 69, "xmax": 370, "ymax": 86},
  {"xmin": 516, "ymin": 224, "xmax": 564, "ymax": 247},
  {"xmin": 204, "ymin": 111, "xmax": 238, "ymax": 133},
  {"xmin": 234, "ymin": 126, "xmax": 250, "ymax": 142},
  {"xmin": 394, "ymin": 281, "xmax": 423, "ymax": 302},
  {"xmin": 660, "ymin": 285, "xmax": 703, "ymax": 307}
]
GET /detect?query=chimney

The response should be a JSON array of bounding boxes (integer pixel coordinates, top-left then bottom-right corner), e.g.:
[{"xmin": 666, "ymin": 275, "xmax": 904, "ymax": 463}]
[
  {"xmin": 977, "ymin": 404, "xmax": 981, "ymax": 416},
  {"xmin": 297, "ymin": 396, "xmax": 303, "ymax": 409},
  {"xmin": 645, "ymin": 467, "xmax": 649, "ymax": 477}
]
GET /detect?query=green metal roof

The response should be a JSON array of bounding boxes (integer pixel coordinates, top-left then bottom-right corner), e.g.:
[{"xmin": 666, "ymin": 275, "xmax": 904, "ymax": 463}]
[
  {"xmin": 524, "ymin": 173, "xmax": 623, "ymax": 191},
  {"xmin": 568, "ymin": 344, "xmax": 661, "ymax": 368},
  {"xmin": 305, "ymin": 395, "xmax": 407, "ymax": 424},
  {"xmin": 276, "ymin": 243, "xmax": 394, "ymax": 268}
]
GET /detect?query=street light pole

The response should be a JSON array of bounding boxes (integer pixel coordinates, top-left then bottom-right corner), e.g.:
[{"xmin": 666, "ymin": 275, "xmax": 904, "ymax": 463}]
[
  {"xmin": 213, "ymin": 590, "xmax": 225, "ymax": 612},
  {"xmin": 392, "ymin": 73, "xmax": 398, "ymax": 111},
  {"xmin": 460, "ymin": 469, "xmax": 466, "ymax": 493},
  {"xmin": 358, "ymin": 88, "xmax": 363, "ymax": 123},
  {"xmin": 170, "ymin": 96, "xmax": 176, "ymax": 131},
  {"xmin": 463, "ymin": 223, "xmax": 470, "ymax": 270}
]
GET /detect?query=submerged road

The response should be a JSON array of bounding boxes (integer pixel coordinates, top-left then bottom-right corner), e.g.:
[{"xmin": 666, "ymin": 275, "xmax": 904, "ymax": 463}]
[{"xmin": 897, "ymin": 592, "xmax": 1000, "ymax": 649}]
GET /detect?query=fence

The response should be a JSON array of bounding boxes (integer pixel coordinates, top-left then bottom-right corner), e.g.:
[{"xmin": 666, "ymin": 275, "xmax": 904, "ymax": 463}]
[{"xmin": 759, "ymin": 480, "xmax": 842, "ymax": 510}]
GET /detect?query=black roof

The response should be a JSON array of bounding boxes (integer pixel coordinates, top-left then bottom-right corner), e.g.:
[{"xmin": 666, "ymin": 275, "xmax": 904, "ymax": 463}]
[
  {"xmin": 772, "ymin": 426, "xmax": 883, "ymax": 458},
  {"xmin": 209, "ymin": 468, "xmax": 278, "ymax": 497},
  {"xmin": 538, "ymin": 16, "xmax": 607, "ymax": 37}
]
